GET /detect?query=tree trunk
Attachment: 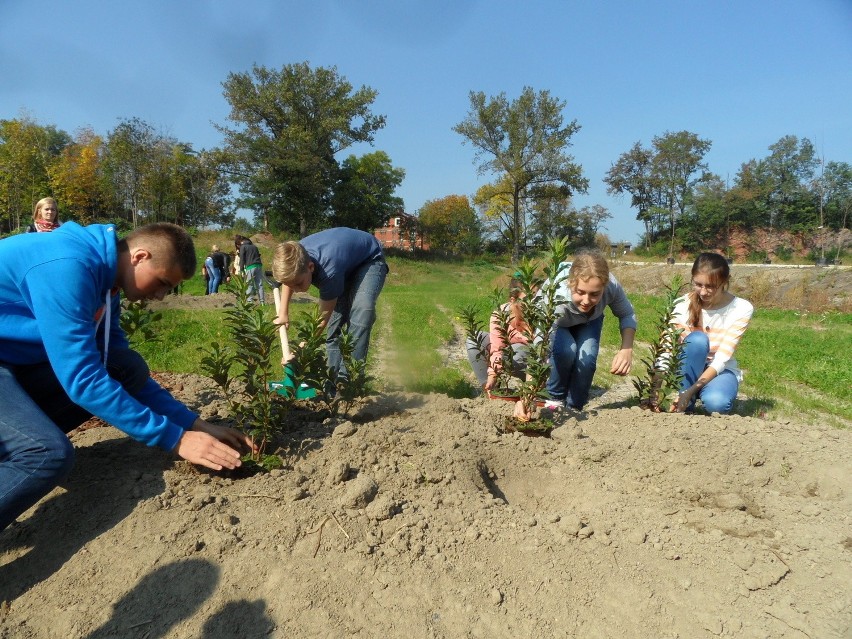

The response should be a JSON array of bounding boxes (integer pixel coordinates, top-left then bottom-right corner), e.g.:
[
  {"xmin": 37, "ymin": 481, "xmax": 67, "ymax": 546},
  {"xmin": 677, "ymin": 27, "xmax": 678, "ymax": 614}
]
[
  {"xmin": 668, "ymin": 208, "xmax": 676, "ymax": 257},
  {"xmin": 511, "ymin": 189, "xmax": 522, "ymax": 264}
]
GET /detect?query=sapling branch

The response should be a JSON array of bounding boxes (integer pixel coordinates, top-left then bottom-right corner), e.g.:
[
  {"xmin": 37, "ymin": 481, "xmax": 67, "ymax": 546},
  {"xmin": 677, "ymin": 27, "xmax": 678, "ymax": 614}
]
[{"xmin": 635, "ymin": 275, "xmax": 686, "ymax": 412}]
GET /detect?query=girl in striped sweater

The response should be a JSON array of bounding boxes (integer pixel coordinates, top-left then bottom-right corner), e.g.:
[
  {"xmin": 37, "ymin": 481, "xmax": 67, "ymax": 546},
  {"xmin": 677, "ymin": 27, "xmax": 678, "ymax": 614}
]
[{"xmin": 670, "ymin": 252, "xmax": 753, "ymax": 414}]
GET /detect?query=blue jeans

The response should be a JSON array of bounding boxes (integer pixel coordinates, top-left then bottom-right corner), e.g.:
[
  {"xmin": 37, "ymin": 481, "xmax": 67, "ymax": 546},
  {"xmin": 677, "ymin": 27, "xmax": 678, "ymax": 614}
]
[
  {"xmin": 207, "ymin": 267, "xmax": 222, "ymax": 295},
  {"xmin": 546, "ymin": 316, "xmax": 604, "ymax": 410},
  {"xmin": 326, "ymin": 258, "xmax": 388, "ymax": 378},
  {"xmin": 0, "ymin": 349, "xmax": 149, "ymax": 531},
  {"xmin": 679, "ymin": 331, "xmax": 739, "ymax": 413},
  {"xmin": 466, "ymin": 332, "xmax": 528, "ymax": 387},
  {"xmin": 245, "ymin": 266, "xmax": 265, "ymax": 303}
]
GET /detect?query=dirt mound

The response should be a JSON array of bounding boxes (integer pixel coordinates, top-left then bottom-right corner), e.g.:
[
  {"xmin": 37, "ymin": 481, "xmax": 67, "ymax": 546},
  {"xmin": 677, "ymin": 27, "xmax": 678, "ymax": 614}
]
[{"xmin": 2, "ymin": 371, "xmax": 850, "ymax": 638}]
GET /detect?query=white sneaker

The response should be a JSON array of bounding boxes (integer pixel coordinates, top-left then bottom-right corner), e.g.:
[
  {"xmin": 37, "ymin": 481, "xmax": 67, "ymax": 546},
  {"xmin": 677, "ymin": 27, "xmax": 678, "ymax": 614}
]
[{"xmin": 543, "ymin": 399, "xmax": 563, "ymax": 410}]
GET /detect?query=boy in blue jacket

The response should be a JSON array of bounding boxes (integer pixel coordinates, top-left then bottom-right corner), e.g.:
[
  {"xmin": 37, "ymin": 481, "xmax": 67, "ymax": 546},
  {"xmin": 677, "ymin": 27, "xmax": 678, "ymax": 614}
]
[{"xmin": 0, "ymin": 222, "xmax": 255, "ymax": 532}]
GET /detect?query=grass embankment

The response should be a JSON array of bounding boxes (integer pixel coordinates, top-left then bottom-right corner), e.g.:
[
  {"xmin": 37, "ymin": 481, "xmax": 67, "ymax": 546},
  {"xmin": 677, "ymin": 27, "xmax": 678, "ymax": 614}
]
[{"xmin": 138, "ymin": 249, "xmax": 851, "ymax": 429}]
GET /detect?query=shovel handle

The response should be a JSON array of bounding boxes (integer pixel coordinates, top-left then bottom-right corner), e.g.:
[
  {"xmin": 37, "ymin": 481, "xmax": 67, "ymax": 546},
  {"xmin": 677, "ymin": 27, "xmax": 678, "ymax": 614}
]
[{"xmin": 272, "ymin": 286, "xmax": 291, "ymax": 362}]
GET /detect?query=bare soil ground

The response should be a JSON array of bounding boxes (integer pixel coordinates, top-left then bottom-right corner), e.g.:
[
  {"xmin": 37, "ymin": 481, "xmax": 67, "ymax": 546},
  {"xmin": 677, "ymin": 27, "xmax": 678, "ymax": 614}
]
[{"xmin": 1, "ymin": 264, "xmax": 850, "ymax": 639}]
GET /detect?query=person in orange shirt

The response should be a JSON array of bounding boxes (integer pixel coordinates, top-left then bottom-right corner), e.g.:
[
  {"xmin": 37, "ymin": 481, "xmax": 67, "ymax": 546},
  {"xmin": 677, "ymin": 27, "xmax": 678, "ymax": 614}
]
[{"xmin": 466, "ymin": 278, "xmax": 530, "ymax": 391}]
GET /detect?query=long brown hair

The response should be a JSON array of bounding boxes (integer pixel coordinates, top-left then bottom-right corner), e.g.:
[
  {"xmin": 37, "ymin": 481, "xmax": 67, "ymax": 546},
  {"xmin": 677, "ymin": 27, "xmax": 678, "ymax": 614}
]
[{"xmin": 688, "ymin": 252, "xmax": 730, "ymax": 328}]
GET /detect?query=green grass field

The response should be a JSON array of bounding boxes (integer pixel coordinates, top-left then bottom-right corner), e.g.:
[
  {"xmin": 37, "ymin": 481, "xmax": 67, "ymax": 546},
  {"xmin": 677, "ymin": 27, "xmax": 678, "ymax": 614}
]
[{"xmin": 137, "ymin": 253, "xmax": 851, "ymax": 429}]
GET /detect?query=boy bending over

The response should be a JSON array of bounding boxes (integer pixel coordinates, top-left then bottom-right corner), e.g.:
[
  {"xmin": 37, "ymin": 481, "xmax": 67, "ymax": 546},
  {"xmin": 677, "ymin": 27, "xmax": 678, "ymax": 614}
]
[
  {"xmin": 272, "ymin": 227, "xmax": 388, "ymax": 379},
  {"xmin": 0, "ymin": 222, "xmax": 255, "ymax": 532}
]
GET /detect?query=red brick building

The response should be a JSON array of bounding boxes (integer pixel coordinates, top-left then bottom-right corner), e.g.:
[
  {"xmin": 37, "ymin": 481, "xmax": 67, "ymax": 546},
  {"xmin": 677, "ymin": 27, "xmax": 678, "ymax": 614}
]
[{"xmin": 373, "ymin": 213, "xmax": 428, "ymax": 251}]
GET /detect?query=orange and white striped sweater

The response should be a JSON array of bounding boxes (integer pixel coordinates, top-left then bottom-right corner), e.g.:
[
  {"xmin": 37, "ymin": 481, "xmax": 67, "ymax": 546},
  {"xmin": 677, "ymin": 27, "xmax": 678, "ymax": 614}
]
[{"xmin": 670, "ymin": 294, "xmax": 754, "ymax": 381}]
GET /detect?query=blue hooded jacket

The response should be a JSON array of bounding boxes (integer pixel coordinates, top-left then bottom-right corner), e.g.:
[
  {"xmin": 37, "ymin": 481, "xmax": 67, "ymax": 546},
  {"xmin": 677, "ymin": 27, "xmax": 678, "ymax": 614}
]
[{"xmin": 0, "ymin": 222, "xmax": 196, "ymax": 450}]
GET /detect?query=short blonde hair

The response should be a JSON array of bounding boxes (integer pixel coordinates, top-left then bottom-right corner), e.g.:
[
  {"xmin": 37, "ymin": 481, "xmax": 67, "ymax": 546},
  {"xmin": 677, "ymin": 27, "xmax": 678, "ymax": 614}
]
[
  {"xmin": 568, "ymin": 250, "xmax": 610, "ymax": 288},
  {"xmin": 273, "ymin": 241, "xmax": 310, "ymax": 283},
  {"xmin": 33, "ymin": 197, "xmax": 59, "ymax": 222}
]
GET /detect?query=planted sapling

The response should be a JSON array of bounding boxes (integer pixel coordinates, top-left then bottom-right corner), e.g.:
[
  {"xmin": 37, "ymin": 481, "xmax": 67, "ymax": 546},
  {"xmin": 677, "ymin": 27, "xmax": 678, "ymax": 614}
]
[
  {"xmin": 509, "ymin": 236, "xmax": 570, "ymax": 427},
  {"xmin": 120, "ymin": 299, "xmax": 163, "ymax": 345},
  {"xmin": 286, "ymin": 306, "xmax": 372, "ymax": 417},
  {"xmin": 199, "ymin": 275, "xmax": 289, "ymax": 469},
  {"xmin": 460, "ymin": 289, "xmax": 519, "ymax": 397},
  {"xmin": 634, "ymin": 275, "xmax": 686, "ymax": 412}
]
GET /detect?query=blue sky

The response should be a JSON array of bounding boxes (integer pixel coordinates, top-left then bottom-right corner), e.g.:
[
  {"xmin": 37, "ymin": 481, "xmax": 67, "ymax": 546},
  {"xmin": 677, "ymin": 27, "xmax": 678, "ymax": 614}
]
[{"xmin": 1, "ymin": 0, "xmax": 850, "ymax": 244}]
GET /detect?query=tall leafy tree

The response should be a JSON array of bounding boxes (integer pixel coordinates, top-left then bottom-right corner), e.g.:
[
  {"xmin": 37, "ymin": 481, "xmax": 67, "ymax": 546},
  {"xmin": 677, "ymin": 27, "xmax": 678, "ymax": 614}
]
[
  {"xmin": 605, "ymin": 131, "xmax": 710, "ymax": 254},
  {"xmin": 418, "ymin": 194, "xmax": 481, "ymax": 255},
  {"xmin": 216, "ymin": 62, "xmax": 386, "ymax": 236},
  {"xmin": 604, "ymin": 142, "xmax": 659, "ymax": 248},
  {"xmin": 454, "ymin": 87, "xmax": 588, "ymax": 262},
  {"xmin": 575, "ymin": 204, "xmax": 613, "ymax": 248},
  {"xmin": 652, "ymin": 130, "xmax": 712, "ymax": 256},
  {"xmin": 823, "ymin": 161, "xmax": 852, "ymax": 229},
  {"xmin": 762, "ymin": 135, "xmax": 818, "ymax": 231},
  {"xmin": 103, "ymin": 118, "xmax": 157, "ymax": 227},
  {"xmin": 177, "ymin": 148, "xmax": 235, "ymax": 229},
  {"xmin": 528, "ymin": 188, "xmax": 575, "ymax": 247},
  {"xmin": 473, "ymin": 176, "xmax": 521, "ymax": 249},
  {"xmin": 330, "ymin": 151, "xmax": 405, "ymax": 231},
  {"xmin": 48, "ymin": 127, "xmax": 109, "ymax": 224}
]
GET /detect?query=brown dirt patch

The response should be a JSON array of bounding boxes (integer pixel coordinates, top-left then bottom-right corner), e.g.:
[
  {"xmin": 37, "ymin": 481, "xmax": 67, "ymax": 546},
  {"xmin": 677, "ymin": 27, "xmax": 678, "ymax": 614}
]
[{"xmin": 2, "ymin": 369, "xmax": 850, "ymax": 638}]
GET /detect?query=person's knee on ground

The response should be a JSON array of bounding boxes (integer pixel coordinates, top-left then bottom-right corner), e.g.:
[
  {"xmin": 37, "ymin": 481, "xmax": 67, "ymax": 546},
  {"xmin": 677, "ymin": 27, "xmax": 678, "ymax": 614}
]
[
  {"xmin": 466, "ymin": 332, "xmax": 490, "ymax": 387},
  {"xmin": 0, "ymin": 426, "xmax": 75, "ymax": 531},
  {"xmin": 699, "ymin": 389, "xmax": 734, "ymax": 414}
]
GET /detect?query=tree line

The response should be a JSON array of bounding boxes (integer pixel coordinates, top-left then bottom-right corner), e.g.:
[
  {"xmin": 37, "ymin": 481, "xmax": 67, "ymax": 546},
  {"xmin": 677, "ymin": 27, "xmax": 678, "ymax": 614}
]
[
  {"xmin": 3, "ymin": 62, "xmax": 849, "ymax": 262},
  {"xmin": 604, "ymin": 133, "xmax": 851, "ymax": 259}
]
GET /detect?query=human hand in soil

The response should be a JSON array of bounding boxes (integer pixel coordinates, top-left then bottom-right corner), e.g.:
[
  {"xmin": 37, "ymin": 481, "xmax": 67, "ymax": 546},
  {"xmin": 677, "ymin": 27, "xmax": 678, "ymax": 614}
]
[
  {"xmin": 513, "ymin": 400, "xmax": 531, "ymax": 422},
  {"xmin": 175, "ymin": 420, "xmax": 257, "ymax": 471},
  {"xmin": 484, "ymin": 372, "xmax": 498, "ymax": 391},
  {"xmin": 671, "ymin": 386, "xmax": 697, "ymax": 413},
  {"xmin": 609, "ymin": 348, "xmax": 633, "ymax": 375}
]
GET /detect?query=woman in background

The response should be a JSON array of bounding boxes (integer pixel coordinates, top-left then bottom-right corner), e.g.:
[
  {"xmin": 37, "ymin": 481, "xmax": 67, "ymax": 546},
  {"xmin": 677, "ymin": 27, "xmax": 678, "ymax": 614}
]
[{"xmin": 27, "ymin": 197, "xmax": 62, "ymax": 233}]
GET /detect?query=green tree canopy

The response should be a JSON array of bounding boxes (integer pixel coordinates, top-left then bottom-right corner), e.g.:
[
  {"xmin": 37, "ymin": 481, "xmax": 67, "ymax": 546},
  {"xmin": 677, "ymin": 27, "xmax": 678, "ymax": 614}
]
[
  {"xmin": 216, "ymin": 62, "xmax": 387, "ymax": 236},
  {"xmin": 454, "ymin": 87, "xmax": 588, "ymax": 262},
  {"xmin": 331, "ymin": 150, "xmax": 405, "ymax": 231},
  {"xmin": 419, "ymin": 194, "xmax": 481, "ymax": 255}
]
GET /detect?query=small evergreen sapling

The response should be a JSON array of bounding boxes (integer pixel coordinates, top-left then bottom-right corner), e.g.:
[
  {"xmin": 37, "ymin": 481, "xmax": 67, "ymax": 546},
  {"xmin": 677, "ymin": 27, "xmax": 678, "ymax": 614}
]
[
  {"xmin": 634, "ymin": 275, "xmax": 686, "ymax": 412},
  {"xmin": 511, "ymin": 237, "xmax": 570, "ymax": 424},
  {"xmin": 200, "ymin": 275, "xmax": 288, "ymax": 469}
]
